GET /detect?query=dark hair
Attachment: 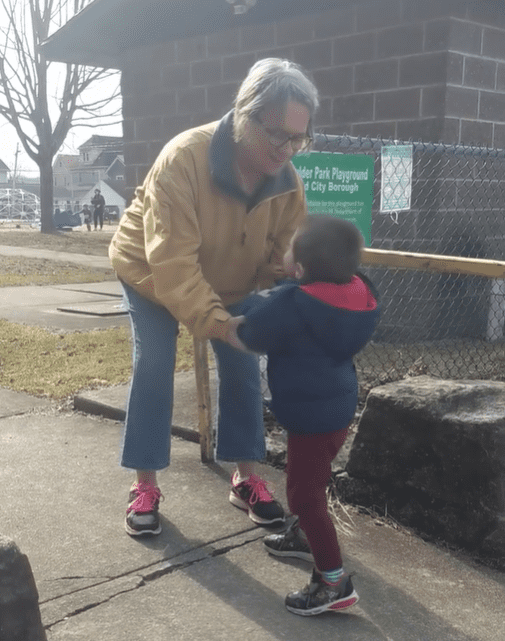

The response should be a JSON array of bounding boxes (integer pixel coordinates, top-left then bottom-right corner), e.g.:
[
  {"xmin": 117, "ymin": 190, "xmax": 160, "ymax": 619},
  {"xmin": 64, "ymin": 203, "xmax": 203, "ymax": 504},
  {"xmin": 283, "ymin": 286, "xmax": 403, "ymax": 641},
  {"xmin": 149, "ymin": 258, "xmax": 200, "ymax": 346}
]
[{"xmin": 293, "ymin": 215, "xmax": 363, "ymax": 284}]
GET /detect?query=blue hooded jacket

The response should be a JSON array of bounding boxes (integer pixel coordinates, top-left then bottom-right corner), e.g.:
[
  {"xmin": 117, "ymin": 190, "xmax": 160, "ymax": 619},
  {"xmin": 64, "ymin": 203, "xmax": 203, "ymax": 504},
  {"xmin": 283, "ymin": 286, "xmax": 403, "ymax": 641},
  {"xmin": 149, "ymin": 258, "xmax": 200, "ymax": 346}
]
[{"xmin": 238, "ymin": 276, "xmax": 380, "ymax": 435}]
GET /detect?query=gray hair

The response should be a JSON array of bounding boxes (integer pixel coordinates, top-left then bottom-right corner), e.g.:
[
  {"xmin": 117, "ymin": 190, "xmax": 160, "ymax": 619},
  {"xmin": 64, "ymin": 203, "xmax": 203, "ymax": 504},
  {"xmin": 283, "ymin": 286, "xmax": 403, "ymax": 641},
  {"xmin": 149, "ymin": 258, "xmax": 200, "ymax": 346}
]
[{"xmin": 233, "ymin": 58, "xmax": 319, "ymax": 142}]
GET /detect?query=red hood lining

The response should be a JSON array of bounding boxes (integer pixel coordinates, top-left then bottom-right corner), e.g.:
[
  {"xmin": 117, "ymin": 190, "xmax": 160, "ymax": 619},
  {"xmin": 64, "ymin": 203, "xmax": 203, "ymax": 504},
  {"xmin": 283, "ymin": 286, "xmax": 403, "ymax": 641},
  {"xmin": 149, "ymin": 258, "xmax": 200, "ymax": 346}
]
[{"xmin": 300, "ymin": 276, "xmax": 378, "ymax": 311}]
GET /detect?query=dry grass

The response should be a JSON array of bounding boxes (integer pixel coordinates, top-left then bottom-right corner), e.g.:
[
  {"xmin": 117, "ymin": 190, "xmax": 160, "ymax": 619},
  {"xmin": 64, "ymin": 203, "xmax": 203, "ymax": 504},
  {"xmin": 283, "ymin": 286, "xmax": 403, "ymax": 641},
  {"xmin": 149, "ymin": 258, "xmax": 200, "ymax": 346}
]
[
  {"xmin": 0, "ymin": 255, "xmax": 114, "ymax": 287},
  {"xmin": 0, "ymin": 320, "xmax": 196, "ymax": 399},
  {"xmin": 0, "ymin": 227, "xmax": 197, "ymax": 399},
  {"xmin": 0, "ymin": 227, "xmax": 114, "ymax": 256}
]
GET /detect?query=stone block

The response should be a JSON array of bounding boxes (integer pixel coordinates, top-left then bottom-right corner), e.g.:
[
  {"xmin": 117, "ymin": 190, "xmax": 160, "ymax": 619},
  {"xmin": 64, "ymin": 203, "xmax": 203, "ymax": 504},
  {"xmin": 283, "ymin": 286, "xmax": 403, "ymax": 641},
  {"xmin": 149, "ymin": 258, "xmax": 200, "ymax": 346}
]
[
  {"xmin": 277, "ymin": 14, "xmax": 315, "ymax": 47},
  {"xmin": 447, "ymin": 51, "xmax": 464, "ymax": 84},
  {"xmin": 377, "ymin": 24, "xmax": 424, "ymax": 59},
  {"xmin": 357, "ymin": 0, "xmax": 403, "ymax": 32},
  {"xmin": 445, "ymin": 86, "xmax": 479, "ymax": 118},
  {"xmin": 162, "ymin": 62, "xmax": 190, "ymax": 91},
  {"xmin": 0, "ymin": 535, "xmax": 46, "ymax": 640},
  {"xmin": 333, "ymin": 32, "xmax": 376, "ymax": 66},
  {"xmin": 222, "ymin": 52, "xmax": 256, "ymax": 82},
  {"xmin": 424, "ymin": 18, "xmax": 450, "ymax": 52},
  {"xmin": 293, "ymin": 40, "xmax": 332, "ymax": 70},
  {"xmin": 191, "ymin": 58, "xmax": 222, "ymax": 86},
  {"xmin": 463, "ymin": 57, "xmax": 496, "ymax": 90},
  {"xmin": 399, "ymin": 52, "xmax": 448, "ymax": 86},
  {"xmin": 375, "ymin": 88, "xmax": 421, "ymax": 120},
  {"xmin": 448, "ymin": 19, "xmax": 482, "ymax": 55},
  {"xmin": 334, "ymin": 93, "xmax": 374, "ymax": 124},
  {"xmin": 207, "ymin": 29, "xmax": 239, "ymax": 58},
  {"xmin": 176, "ymin": 36, "xmax": 206, "ymax": 63},
  {"xmin": 421, "ymin": 85, "xmax": 446, "ymax": 118},
  {"xmin": 341, "ymin": 376, "xmax": 505, "ymax": 564},
  {"xmin": 314, "ymin": 7, "xmax": 355, "ymax": 40},
  {"xmin": 355, "ymin": 60, "xmax": 399, "ymax": 93},
  {"xmin": 177, "ymin": 87, "xmax": 206, "ymax": 114},
  {"xmin": 479, "ymin": 91, "xmax": 505, "ymax": 123},
  {"xmin": 240, "ymin": 22, "xmax": 275, "ymax": 51},
  {"xmin": 460, "ymin": 120, "xmax": 493, "ymax": 147},
  {"xmin": 207, "ymin": 82, "xmax": 239, "ymax": 115},
  {"xmin": 312, "ymin": 66, "xmax": 354, "ymax": 98},
  {"xmin": 482, "ymin": 26, "xmax": 505, "ymax": 60}
]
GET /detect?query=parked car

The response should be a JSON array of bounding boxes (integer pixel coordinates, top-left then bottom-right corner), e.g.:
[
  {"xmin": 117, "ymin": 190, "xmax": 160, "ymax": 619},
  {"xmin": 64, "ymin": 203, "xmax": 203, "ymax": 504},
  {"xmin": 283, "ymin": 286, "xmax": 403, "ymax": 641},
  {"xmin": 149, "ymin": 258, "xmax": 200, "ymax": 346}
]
[{"xmin": 53, "ymin": 208, "xmax": 82, "ymax": 228}]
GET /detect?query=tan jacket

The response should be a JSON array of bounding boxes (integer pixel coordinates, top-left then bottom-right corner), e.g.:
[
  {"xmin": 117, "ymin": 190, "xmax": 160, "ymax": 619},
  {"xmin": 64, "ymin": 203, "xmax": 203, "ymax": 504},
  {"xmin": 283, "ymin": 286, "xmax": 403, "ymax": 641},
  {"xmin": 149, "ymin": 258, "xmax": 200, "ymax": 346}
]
[{"xmin": 109, "ymin": 112, "xmax": 307, "ymax": 340}]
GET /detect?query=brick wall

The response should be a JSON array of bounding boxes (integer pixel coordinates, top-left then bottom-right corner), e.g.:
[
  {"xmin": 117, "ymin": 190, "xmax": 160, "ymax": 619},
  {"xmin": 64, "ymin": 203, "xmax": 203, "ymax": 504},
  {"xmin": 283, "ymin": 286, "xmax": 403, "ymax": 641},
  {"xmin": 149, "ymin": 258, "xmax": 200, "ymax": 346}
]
[{"xmin": 120, "ymin": 0, "xmax": 505, "ymax": 196}]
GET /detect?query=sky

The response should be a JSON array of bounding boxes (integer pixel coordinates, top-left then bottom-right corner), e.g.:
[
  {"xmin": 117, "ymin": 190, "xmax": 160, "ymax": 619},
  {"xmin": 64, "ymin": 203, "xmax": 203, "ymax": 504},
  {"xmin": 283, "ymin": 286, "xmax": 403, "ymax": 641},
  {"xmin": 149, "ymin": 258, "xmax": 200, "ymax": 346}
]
[
  {"xmin": 0, "ymin": 1, "xmax": 123, "ymax": 178},
  {"xmin": 0, "ymin": 110, "xmax": 123, "ymax": 178}
]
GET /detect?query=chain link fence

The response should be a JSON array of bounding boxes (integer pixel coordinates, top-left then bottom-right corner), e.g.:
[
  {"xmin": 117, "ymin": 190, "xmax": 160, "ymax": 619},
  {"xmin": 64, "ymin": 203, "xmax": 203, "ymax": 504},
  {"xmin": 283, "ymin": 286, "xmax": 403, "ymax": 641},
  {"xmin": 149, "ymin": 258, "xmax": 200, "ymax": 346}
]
[
  {"xmin": 196, "ymin": 134, "xmax": 505, "ymax": 459},
  {"xmin": 309, "ymin": 133, "xmax": 505, "ymax": 398}
]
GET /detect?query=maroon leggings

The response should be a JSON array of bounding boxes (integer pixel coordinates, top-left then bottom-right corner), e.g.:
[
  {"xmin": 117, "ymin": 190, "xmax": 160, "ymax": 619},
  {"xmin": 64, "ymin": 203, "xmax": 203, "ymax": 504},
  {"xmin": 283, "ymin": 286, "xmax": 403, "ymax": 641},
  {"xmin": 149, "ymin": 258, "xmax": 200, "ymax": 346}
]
[{"xmin": 286, "ymin": 428, "xmax": 348, "ymax": 572}]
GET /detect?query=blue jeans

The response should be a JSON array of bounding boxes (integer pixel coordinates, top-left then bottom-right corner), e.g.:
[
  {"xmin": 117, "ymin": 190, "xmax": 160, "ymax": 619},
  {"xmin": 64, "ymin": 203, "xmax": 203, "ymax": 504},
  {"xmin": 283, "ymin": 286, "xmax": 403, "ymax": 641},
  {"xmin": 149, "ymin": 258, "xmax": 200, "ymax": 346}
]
[{"xmin": 121, "ymin": 283, "xmax": 265, "ymax": 470}]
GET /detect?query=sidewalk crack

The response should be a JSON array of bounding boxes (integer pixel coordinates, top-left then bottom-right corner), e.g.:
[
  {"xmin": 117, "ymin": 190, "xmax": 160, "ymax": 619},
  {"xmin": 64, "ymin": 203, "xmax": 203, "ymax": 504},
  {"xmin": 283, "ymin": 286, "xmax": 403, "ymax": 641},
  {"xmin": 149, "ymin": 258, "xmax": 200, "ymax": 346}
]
[{"xmin": 42, "ymin": 528, "xmax": 264, "ymax": 630}]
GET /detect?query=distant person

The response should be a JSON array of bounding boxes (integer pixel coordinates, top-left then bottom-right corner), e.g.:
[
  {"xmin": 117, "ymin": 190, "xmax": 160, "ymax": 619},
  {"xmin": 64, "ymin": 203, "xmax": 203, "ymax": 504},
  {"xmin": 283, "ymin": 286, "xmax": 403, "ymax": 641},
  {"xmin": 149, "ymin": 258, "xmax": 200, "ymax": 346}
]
[
  {"xmin": 235, "ymin": 216, "xmax": 380, "ymax": 616},
  {"xmin": 109, "ymin": 58, "xmax": 319, "ymax": 538},
  {"xmin": 91, "ymin": 189, "xmax": 105, "ymax": 230}
]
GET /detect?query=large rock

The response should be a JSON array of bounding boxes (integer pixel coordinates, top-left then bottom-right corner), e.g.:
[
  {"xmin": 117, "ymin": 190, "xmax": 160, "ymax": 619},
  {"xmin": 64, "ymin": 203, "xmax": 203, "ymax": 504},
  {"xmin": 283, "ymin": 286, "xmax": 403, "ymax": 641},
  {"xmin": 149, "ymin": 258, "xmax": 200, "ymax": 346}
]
[
  {"xmin": 337, "ymin": 376, "xmax": 505, "ymax": 565},
  {"xmin": 0, "ymin": 535, "xmax": 47, "ymax": 640}
]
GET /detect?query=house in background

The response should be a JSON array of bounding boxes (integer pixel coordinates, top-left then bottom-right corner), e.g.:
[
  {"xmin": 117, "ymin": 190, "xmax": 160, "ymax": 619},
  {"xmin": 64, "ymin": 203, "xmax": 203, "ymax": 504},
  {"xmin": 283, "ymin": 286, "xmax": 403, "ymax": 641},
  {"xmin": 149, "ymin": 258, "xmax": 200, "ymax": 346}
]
[
  {"xmin": 53, "ymin": 154, "xmax": 80, "ymax": 191},
  {"xmin": 52, "ymin": 135, "xmax": 125, "ymax": 214},
  {"xmin": 81, "ymin": 178, "xmax": 129, "ymax": 221}
]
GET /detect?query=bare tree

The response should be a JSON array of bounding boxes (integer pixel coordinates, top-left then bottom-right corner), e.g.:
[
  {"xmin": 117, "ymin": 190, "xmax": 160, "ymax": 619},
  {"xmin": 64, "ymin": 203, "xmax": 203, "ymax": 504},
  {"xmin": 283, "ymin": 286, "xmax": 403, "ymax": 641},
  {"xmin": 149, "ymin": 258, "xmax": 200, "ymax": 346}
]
[{"xmin": 0, "ymin": 0, "xmax": 121, "ymax": 232}]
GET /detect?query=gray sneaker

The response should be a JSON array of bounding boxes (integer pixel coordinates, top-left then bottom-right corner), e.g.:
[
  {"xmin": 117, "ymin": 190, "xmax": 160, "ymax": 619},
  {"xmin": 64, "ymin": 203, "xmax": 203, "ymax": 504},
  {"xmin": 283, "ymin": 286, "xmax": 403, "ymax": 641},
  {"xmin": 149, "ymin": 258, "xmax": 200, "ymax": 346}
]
[
  {"xmin": 263, "ymin": 519, "xmax": 314, "ymax": 562},
  {"xmin": 285, "ymin": 568, "xmax": 359, "ymax": 616}
]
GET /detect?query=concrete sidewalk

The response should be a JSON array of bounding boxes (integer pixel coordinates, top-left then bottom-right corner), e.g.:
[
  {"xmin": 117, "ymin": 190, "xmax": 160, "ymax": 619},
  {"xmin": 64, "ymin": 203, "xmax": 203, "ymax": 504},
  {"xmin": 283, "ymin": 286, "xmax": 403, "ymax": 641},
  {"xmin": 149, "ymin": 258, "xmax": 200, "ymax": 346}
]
[
  {"xmin": 1, "ymin": 244, "xmax": 505, "ymax": 639},
  {"xmin": 0, "ymin": 244, "xmax": 129, "ymax": 330},
  {"xmin": 0, "ymin": 385, "xmax": 504, "ymax": 641}
]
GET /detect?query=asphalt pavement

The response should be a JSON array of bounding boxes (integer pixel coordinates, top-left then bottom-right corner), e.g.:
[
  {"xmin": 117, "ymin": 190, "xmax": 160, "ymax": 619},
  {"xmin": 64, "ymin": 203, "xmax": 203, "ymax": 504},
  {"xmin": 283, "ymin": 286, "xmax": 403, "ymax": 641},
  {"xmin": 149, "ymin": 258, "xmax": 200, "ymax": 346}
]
[{"xmin": 1, "ymin": 244, "xmax": 504, "ymax": 640}]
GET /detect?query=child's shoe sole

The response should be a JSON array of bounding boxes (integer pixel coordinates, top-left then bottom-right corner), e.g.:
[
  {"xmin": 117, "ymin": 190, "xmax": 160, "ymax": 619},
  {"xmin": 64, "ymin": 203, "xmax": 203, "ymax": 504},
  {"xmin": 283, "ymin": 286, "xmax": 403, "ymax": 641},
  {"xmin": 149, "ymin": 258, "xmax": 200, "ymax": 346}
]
[{"xmin": 285, "ymin": 589, "xmax": 359, "ymax": 616}]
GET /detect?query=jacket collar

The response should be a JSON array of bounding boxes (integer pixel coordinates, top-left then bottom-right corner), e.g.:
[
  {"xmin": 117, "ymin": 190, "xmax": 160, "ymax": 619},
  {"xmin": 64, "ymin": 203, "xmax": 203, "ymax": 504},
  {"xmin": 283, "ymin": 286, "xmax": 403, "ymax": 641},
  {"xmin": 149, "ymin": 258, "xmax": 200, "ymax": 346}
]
[{"xmin": 209, "ymin": 110, "xmax": 298, "ymax": 207}]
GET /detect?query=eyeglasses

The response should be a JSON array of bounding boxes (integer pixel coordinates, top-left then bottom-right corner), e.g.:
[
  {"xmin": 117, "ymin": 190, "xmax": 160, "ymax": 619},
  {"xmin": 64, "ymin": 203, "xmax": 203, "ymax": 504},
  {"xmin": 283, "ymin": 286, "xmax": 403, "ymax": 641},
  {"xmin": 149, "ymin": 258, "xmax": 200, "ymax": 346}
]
[{"xmin": 255, "ymin": 118, "xmax": 312, "ymax": 152}]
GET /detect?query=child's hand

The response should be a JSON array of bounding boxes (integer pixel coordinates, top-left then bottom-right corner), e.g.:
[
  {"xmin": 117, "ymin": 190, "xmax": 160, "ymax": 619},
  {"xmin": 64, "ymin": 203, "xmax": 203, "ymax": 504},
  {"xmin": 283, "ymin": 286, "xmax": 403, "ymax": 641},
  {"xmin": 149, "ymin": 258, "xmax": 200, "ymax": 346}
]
[{"xmin": 226, "ymin": 316, "xmax": 249, "ymax": 352}]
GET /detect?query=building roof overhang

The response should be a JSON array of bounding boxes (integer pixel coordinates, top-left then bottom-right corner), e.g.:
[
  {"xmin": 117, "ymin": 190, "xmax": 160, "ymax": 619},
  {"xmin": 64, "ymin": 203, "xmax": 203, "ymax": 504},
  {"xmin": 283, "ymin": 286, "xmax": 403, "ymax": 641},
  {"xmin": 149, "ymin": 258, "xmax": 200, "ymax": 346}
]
[{"xmin": 41, "ymin": 0, "xmax": 347, "ymax": 68}]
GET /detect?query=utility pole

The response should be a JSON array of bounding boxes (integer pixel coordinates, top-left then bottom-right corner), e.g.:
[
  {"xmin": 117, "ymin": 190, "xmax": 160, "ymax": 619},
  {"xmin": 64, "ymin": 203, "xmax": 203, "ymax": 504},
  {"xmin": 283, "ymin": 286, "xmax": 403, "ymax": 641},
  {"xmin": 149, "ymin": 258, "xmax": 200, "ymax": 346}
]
[{"xmin": 11, "ymin": 144, "xmax": 19, "ymax": 219}]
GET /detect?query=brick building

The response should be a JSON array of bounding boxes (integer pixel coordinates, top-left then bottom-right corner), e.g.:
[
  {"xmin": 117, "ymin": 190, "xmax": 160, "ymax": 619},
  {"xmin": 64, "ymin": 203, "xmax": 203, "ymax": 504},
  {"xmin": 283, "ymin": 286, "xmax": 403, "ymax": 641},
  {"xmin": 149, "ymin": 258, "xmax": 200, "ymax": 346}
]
[
  {"xmin": 42, "ymin": 0, "xmax": 505, "ymax": 342},
  {"xmin": 43, "ymin": 0, "xmax": 505, "ymax": 201}
]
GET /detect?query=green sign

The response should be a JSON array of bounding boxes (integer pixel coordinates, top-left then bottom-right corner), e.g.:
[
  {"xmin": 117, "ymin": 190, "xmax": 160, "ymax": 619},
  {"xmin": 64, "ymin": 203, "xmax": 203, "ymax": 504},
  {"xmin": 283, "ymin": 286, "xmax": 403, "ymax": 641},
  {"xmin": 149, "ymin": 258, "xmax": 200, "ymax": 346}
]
[{"xmin": 292, "ymin": 152, "xmax": 374, "ymax": 245}]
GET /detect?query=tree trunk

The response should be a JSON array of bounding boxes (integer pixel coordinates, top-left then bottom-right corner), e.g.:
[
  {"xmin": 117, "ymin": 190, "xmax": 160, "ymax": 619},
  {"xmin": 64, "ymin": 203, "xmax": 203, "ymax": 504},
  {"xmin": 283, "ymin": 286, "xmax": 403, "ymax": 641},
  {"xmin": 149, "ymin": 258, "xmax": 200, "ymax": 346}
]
[{"xmin": 39, "ymin": 157, "xmax": 55, "ymax": 234}]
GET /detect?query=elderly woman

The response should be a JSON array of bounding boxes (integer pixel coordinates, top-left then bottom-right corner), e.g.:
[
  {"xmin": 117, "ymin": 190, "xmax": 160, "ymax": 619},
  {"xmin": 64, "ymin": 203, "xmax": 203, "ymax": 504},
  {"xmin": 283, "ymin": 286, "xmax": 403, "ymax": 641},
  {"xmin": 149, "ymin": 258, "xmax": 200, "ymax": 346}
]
[{"xmin": 109, "ymin": 58, "xmax": 319, "ymax": 536}]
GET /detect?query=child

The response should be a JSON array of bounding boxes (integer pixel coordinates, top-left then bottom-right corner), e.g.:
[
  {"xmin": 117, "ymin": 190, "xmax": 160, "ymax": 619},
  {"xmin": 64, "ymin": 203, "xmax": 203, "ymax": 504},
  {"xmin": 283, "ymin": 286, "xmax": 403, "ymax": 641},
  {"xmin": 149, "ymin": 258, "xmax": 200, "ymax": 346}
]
[
  {"xmin": 236, "ymin": 215, "xmax": 380, "ymax": 616},
  {"xmin": 82, "ymin": 204, "xmax": 92, "ymax": 232}
]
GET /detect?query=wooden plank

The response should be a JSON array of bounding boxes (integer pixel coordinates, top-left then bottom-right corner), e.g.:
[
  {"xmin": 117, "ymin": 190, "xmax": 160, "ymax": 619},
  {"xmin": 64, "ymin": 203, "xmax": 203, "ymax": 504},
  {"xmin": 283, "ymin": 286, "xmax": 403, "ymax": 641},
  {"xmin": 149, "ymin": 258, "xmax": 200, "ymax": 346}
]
[
  {"xmin": 193, "ymin": 337, "xmax": 213, "ymax": 463},
  {"xmin": 362, "ymin": 248, "xmax": 505, "ymax": 279}
]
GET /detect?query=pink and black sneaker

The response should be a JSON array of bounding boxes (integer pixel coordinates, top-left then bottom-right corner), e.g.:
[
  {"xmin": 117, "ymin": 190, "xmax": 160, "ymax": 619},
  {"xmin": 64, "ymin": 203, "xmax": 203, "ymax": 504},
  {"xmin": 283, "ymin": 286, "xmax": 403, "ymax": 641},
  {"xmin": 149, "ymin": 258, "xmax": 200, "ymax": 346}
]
[
  {"xmin": 125, "ymin": 483, "xmax": 163, "ymax": 536},
  {"xmin": 229, "ymin": 472, "xmax": 285, "ymax": 526}
]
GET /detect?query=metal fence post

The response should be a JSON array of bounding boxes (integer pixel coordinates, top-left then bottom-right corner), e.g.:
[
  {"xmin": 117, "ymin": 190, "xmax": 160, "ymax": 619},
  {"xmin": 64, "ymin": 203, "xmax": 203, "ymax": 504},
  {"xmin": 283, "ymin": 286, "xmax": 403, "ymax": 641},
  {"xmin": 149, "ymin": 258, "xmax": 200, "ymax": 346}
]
[{"xmin": 193, "ymin": 337, "xmax": 213, "ymax": 462}]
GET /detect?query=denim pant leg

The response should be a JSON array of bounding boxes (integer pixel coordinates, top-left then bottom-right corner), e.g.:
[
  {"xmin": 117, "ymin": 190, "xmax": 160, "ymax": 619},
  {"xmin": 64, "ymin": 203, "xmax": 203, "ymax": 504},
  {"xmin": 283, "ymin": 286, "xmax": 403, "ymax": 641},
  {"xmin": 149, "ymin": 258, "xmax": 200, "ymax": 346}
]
[
  {"xmin": 121, "ymin": 283, "xmax": 178, "ymax": 470},
  {"xmin": 211, "ymin": 298, "xmax": 265, "ymax": 462}
]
